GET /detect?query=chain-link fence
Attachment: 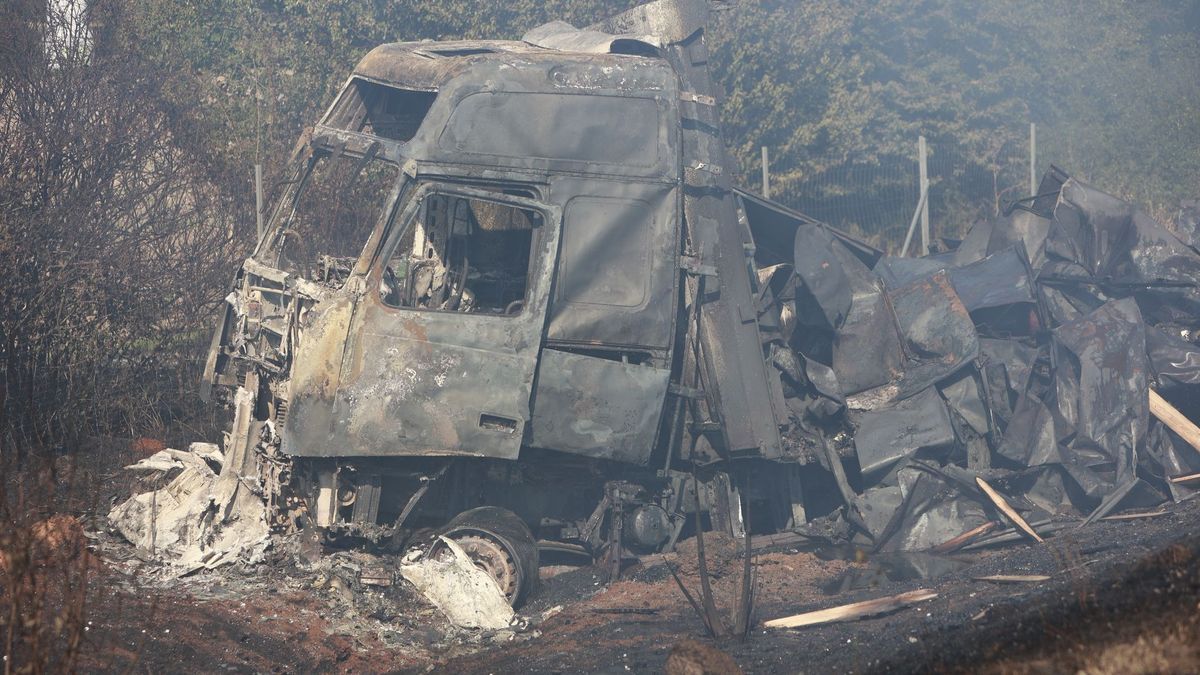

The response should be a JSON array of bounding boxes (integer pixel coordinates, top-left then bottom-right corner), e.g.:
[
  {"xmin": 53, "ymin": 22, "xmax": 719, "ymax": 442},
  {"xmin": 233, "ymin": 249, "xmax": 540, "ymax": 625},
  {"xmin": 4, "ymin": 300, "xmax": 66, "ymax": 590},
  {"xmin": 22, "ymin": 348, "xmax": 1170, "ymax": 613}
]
[{"xmin": 768, "ymin": 132, "xmax": 1034, "ymax": 254}]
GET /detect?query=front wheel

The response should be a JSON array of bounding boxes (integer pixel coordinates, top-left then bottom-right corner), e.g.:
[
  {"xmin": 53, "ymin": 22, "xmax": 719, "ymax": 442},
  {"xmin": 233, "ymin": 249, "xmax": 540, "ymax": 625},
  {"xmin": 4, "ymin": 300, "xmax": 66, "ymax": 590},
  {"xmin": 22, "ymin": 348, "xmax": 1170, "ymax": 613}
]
[{"xmin": 429, "ymin": 506, "xmax": 539, "ymax": 607}]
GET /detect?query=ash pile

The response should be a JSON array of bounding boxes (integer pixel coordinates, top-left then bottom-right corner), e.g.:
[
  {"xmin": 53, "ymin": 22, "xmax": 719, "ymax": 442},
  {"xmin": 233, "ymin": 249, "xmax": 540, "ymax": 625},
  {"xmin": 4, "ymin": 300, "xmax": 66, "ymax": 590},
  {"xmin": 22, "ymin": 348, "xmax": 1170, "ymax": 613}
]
[{"xmin": 770, "ymin": 166, "xmax": 1200, "ymax": 551}]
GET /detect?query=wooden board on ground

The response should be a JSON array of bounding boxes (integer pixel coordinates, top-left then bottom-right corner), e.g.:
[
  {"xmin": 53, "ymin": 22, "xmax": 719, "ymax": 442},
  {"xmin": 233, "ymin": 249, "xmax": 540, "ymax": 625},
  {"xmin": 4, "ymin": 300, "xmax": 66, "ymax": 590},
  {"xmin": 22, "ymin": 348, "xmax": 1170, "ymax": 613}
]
[
  {"xmin": 763, "ymin": 589, "xmax": 938, "ymax": 629},
  {"xmin": 974, "ymin": 574, "xmax": 1051, "ymax": 583},
  {"xmin": 1101, "ymin": 509, "xmax": 1169, "ymax": 520},
  {"xmin": 975, "ymin": 477, "xmax": 1044, "ymax": 543},
  {"xmin": 1151, "ymin": 389, "xmax": 1200, "ymax": 455}
]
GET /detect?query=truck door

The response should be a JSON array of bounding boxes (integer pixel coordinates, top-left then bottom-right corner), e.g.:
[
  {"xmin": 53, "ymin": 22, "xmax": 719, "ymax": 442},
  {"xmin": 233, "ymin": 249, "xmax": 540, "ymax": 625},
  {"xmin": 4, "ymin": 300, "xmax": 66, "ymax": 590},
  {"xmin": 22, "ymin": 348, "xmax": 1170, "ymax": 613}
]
[{"xmin": 331, "ymin": 183, "xmax": 560, "ymax": 460}]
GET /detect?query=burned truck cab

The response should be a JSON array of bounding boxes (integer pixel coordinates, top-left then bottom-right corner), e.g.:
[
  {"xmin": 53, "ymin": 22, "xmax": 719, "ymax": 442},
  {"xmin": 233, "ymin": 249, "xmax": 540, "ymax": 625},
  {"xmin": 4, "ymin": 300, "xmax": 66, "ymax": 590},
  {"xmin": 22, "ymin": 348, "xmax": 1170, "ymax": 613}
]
[
  {"xmin": 297, "ymin": 41, "xmax": 683, "ymax": 464},
  {"xmin": 203, "ymin": 37, "xmax": 722, "ymax": 590}
]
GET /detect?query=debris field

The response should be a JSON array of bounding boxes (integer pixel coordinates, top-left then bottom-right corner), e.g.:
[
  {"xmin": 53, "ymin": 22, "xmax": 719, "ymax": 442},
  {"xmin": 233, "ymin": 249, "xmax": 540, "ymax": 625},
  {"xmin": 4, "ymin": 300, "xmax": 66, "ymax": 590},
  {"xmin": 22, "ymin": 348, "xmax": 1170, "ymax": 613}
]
[{"xmin": 93, "ymin": 0, "xmax": 1200, "ymax": 670}]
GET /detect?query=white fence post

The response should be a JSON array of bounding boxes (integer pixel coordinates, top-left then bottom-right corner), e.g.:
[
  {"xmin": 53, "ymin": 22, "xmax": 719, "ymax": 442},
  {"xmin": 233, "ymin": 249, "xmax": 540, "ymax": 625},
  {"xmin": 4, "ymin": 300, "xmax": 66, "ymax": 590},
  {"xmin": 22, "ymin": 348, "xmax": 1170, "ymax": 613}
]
[
  {"xmin": 918, "ymin": 135, "xmax": 929, "ymax": 254},
  {"xmin": 761, "ymin": 146, "xmax": 770, "ymax": 199},
  {"xmin": 1029, "ymin": 122, "xmax": 1037, "ymax": 196}
]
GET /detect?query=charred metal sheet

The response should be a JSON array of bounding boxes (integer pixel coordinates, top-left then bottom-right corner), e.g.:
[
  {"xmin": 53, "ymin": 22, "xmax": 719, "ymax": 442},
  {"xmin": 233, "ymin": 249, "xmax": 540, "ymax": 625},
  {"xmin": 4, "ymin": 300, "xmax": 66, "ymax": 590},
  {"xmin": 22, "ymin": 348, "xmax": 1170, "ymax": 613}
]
[
  {"xmin": 1146, "ymin": 324, "xmax": 1200, "ymax": 389},
  {"xmin": 1050, "ymin": 178, "xmax": 1200, "ymax": 325},
  {"xmin": 882, "ymin": 270, "xmax": 979, "ymax": 403},
  {"xmin": 832, "ymin": 274, "xmax": 904, "ymax": 397},
  {"xmin": 855, "ymin": 466, "xmax": 989, "ymax": 552},
  {"xmin": 872, "ymin": 255, "xmax": 947, "ymax": 289},
  {"xmin": 528, "ymin": 349, "xmax": 671, "ymax": 464},
  {"xmin": 545, "ymin": 178, "xmax": 678, "ymax": 350},
  {"xmin": 938, "ymin": 368, "xmax": 990, "ymax": 437},
  {"xmin": 946, "ymin": 245, "xmax": 1037, "ymax": 313},
  {"xmin": 792, "ymin": 225, "xmax": 854, "ymax": 330},
  {"xmin": 994, "ymin": 394, "xmax": 1060, "ymax": 468},
  {"xmin": 987, "ymin": 208, "xmax": 1052, "ymax": 270},
  {"xmin": 852, "ymin": 387, "xmax": 956, "ymax": 477},
  {"xmin": 1052, "ymin": 298, "xmax": 1148, "ymax": 488},
  {"xmin": 736, "ymin": 188, "xmax": 882, "ymax": 269},
  {"xmin": 951, "ymin": 218, "xmax": 993, "ymax": 266}
]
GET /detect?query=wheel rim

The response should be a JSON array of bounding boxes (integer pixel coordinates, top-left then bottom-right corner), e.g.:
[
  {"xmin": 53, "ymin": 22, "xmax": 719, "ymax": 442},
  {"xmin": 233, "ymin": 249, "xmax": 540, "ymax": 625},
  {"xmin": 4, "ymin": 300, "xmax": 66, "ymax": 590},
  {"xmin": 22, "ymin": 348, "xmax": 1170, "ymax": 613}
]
[{"xmin": 435, "ymin": 532, "xmax": 520, "ymax": 601}]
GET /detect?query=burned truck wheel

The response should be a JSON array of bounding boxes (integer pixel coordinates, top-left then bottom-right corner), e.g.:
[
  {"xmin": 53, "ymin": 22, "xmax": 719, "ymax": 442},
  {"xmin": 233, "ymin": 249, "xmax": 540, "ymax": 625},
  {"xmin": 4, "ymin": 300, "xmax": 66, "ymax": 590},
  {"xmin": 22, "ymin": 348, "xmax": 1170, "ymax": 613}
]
[{"xmin": 431, "ymin": 506, "xmax": 539, "ymax": 607}]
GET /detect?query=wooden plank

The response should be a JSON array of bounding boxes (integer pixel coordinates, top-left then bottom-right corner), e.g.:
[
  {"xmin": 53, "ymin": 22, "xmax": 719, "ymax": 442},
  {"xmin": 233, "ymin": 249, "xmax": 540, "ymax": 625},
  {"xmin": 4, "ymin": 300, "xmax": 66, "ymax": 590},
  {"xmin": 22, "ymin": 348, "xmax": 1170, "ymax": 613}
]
[
  {"xmin": 764, "ymin": 589, "xmax": 938, "ymax": 629},
  {"xmin": 930, "ymin": 521, "xmax": 999, "ymax": 554},
  {"xmin": 1169, "ymin": 472, "xmax": 1200, "ymax": 484},
  {"xmin": 975, "ymin": 477, "xmax": 1044, "ymax": 543},
  {"xmin": 974, "ymin": 574, "xmax": 1051, "ymax": 583},
  {"xmin": 1150, "ymin": 389, "xmax": 1200, "ymax": 455},
  {"xmin": 1101, "ymin": 509, "xmax": 1169, "ymax": 520}
]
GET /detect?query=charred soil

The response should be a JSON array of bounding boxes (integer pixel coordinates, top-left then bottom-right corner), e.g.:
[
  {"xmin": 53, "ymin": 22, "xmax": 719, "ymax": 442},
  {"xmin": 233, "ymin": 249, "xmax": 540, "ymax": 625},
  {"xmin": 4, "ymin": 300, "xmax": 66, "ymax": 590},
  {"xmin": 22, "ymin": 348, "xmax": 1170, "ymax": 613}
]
[{"xmin": 73, "ymin": 498, "xmax": 1200, "ymax": 674}]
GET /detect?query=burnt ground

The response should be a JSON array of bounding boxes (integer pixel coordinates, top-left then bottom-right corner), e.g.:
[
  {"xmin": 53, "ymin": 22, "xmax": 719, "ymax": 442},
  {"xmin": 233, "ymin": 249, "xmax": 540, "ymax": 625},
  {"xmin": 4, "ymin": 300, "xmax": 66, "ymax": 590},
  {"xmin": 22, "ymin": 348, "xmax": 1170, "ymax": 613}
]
[{"xmin": 77, "ymin": 497, "xmax": 1200, "ymax": 674}]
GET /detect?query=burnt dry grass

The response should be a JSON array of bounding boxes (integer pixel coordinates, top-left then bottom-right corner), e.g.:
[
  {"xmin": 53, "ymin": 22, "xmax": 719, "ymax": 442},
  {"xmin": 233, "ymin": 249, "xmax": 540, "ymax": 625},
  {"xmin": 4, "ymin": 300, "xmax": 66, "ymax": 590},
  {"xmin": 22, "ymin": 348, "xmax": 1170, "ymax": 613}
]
[
  {"xmin": 867, "ymin": 504, "xmax": 1200, "ymax": 675},
  {"xmin": 961, "ymin": 542, "xmax": 1200, "ymax": 674},
  {"xmin": 438, "ymin": 500, "xmax": 1200, "ymax": 674}
]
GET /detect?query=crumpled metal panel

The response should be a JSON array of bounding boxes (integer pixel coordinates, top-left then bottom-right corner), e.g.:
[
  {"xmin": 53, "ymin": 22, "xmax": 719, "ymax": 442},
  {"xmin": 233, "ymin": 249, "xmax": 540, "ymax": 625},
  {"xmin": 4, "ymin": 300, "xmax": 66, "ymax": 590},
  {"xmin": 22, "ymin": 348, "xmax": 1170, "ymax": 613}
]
[
  {"xmin": 1146, "ymin": 324, "xmax": 1200, "ymax": 389},
  {"xmin": 831, "ymin": 244, "xmax": 905, "ymax": 396},
  {"xmin": 1047, "ymin": 178, "xmax": 1200, "ymax": 324},
  {"xmin": 988, "ymin": 209, "xmax": 1052, "ymax": 270},
  {"xmin": 850, "ymin": 270, "xmax": 978, "ymax": 407},
  {"xmin": 946, "ymin": 245, "xmax": 1036, "ymax": 312},
  {"xmin": 938, "ymin": 368, "xmax": 989, "ymax": 437},
  {"xmin": 528, "ymin": 349, "xmax": 671, "ymax": 464},
  {"xmin": 839, "ymin": 269, "xmax": 978, "ymax": 407},
  {"xmin": 852, "ymin": 387, "xmax": 956, "ymax": 477},
  {"xmin": 891, "ymin": 271, "xmax": 979, "ymax": 369},
  {"xmin": 737, "ymin": 189, "xmax": 881, "ymax": 270},
  {"xmin": 792, "ymin": 225, "xmax": 853, "ymax": 329},
  {"xmin": 856, "ymin": 466, "xmax": 989, "ymax": 552},
  {"xmin": 873, "ymin": 255, "xmax": 948, "ymax": 289},
  {"xmin": 1052, "ymin": 298, "xmax": 1148, "ymax": 487},
  {"xmin": 951, "ymin": 218, "xmax": 993, "ymax": 266}
]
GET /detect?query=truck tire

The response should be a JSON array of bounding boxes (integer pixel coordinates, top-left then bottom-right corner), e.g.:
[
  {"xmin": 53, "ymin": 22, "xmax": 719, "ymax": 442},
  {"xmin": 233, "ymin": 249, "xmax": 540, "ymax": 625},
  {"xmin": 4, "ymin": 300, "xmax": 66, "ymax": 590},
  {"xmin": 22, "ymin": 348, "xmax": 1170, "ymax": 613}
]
[{"xmin": 432, "ymin": 506, "xmax": 539, "ymax": 607}]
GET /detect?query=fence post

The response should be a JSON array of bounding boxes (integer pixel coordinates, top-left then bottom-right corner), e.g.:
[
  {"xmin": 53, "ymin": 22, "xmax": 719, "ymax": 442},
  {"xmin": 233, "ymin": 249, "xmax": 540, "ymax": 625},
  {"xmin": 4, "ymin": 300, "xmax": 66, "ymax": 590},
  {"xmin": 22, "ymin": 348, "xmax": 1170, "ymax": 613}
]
[
  {"xmin": 899, "ymin": 185, "xmax": 930, "ymax": 258},
  {"xmin": 918, "ymin": 135, "xmax": 929, "ymax": 254},
  {"xmin": 761, "ymin": 146, "xmax": 770, "ymax": 199},
  {"xmin": 1029, "ymin": 122, "xmax": 1037, "ymax": 196},
  {"xmin": 255, "ymin": 163, "xmax": 265, "ymax": 241}
]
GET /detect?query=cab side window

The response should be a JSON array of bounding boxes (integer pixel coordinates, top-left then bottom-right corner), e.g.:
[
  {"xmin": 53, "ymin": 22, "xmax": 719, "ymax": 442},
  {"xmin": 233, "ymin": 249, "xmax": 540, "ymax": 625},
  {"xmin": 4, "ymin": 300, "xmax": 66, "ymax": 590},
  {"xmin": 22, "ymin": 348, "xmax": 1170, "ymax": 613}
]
[{"xmin": 380, "ymin": 194, "xmax": 539, "ymax": 315}]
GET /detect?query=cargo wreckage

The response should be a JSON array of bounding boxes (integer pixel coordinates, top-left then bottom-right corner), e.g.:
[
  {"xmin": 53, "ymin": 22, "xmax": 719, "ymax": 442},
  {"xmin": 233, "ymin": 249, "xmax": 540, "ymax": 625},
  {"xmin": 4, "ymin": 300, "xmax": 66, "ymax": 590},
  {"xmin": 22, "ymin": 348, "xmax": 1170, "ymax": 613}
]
[{"xmin": 176, "ymin": 0, "xmax": 1200, "ymax": 606}]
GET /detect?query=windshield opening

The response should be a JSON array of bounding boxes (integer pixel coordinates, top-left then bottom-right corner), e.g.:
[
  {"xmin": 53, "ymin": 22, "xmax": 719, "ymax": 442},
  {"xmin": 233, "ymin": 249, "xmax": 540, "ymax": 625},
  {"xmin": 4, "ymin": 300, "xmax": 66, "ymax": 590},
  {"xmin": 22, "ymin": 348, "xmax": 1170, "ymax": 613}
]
[
  {"xmin": 323, "ymin": 78, "xmax": 436, "ymax": 142},
  {"xmin": 272, "ymin": 150, "xmax": 398, "ymax": 286},
  {"xmin": 380, "ymin": 192, "xmax": 540, "ymax": 316}
]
